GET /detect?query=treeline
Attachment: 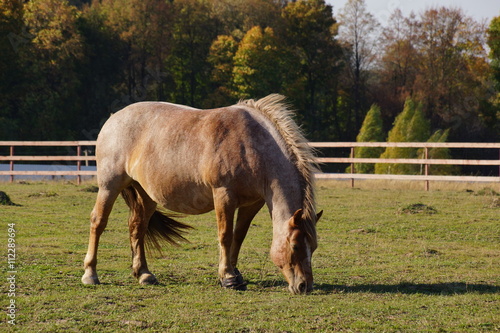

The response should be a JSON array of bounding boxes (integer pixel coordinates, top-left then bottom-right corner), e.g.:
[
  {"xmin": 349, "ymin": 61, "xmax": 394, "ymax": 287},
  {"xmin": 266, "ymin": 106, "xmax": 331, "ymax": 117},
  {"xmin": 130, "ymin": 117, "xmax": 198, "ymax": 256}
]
[{"xmin": 0, "ymin": 0, "xmax": 499, "ymax": 143}]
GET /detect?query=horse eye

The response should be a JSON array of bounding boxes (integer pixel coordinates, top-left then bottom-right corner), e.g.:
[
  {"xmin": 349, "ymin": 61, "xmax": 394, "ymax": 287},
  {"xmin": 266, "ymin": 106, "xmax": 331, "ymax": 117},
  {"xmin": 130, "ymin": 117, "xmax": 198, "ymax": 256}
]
[{"xmin": 292, "ymin": 244, "xmax": 299, "ymax": 252}]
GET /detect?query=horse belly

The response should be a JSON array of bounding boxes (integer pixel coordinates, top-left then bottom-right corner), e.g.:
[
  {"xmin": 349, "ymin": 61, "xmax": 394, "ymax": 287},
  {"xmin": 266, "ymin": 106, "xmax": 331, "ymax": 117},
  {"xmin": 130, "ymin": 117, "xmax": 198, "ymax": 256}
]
[{"xmin": 151, "ymin": 182, "xmax": 214, "ymax": 215}]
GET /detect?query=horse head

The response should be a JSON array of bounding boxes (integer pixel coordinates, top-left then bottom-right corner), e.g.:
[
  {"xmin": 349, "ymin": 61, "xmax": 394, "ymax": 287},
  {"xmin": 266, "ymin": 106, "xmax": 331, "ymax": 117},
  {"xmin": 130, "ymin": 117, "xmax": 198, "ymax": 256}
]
[{"xmin": 271, "ymin": 209, "xmax": 323, "ymax": 294}]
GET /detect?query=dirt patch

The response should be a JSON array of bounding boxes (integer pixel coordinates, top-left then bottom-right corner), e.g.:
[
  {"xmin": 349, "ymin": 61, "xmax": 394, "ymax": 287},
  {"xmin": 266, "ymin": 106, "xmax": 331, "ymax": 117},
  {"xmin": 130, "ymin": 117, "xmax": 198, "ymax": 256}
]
[
  {"xmin": 80, "ymin": 185, "xmax": 99, "ymax": 193},
  {"xmin": 0, "ymin": 191, "xmax": 18, "ymax": 206},
  {"xmin": 475, "ymin": 187, "xmax": 499, "ymax": 196},
  {"xmin": 398, "ymin": 203, "xmax": 437, "ymax": 215},
  {"xmin": 28, "ymin": 191, "xmax": 58, "ymax": 198}
]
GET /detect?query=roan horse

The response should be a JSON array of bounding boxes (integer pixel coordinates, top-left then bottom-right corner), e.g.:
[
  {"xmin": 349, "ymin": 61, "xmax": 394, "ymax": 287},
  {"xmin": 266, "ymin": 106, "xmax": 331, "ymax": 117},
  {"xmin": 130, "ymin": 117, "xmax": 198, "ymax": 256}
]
[{"xmin": 81, "ymin": 94, "xmax": 322, "ymax": 294}]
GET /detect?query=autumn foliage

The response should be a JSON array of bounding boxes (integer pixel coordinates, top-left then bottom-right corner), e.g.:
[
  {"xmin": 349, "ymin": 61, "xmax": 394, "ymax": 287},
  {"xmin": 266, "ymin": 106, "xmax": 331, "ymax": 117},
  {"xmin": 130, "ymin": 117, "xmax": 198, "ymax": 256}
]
[{"xmin": 0, "ymin": 0, "xmax": 498, "ymax": 144}]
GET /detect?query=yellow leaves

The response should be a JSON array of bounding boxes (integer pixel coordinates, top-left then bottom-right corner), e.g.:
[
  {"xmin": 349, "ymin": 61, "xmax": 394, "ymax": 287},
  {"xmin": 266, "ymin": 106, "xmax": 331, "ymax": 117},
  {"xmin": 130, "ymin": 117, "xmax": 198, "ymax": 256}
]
[
  {"xmin": 24, "ymin": 0, "xmax": 83, "ymax": 61},
  {"xmin": 231, "ymin": 25, "xmax": 283, "ymax": 98}
]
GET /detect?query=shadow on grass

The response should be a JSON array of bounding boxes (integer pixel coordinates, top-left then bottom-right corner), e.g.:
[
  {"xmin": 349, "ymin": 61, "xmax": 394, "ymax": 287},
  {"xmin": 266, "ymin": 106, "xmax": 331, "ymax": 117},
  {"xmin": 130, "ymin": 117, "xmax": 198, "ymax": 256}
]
[{"xmin": 314, "ymin": 282, "xmax": 499, "ymax": 295}]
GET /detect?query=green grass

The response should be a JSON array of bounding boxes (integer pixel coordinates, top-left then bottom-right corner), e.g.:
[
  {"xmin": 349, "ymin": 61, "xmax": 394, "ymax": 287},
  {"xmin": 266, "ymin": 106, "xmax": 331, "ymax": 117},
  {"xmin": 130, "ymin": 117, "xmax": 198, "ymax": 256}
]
[{"xmin": 1, "ymin": 180, "xmax": 499, "ymax": 332}]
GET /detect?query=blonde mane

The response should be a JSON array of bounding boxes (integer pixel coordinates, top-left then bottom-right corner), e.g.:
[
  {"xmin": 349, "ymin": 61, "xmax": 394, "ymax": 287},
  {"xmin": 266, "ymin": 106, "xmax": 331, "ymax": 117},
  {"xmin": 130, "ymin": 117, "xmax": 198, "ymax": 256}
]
[{"xmin": 238, "ymin": 94, "xmax": 319, "ymax": 231}]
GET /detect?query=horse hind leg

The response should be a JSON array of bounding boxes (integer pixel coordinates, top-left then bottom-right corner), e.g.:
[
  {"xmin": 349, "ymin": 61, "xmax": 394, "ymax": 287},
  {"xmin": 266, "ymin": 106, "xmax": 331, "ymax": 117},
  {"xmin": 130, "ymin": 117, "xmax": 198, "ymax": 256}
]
[
  {"xmin": 122, "ymin": 184, "xmax": 159, "ymax": 285},
  {"xmin": 82, "ymin": 187, "xmax": 121, "ymax": 285},
  {"xmin": 213, "ymin": 187, "xmax": 249, "ymax": 290}
]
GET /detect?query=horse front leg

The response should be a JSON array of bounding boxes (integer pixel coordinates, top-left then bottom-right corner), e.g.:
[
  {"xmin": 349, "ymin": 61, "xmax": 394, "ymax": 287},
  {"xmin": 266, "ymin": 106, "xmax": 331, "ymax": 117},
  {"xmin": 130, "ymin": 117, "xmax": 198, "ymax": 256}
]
[
  {"xmin": 213, "ymin": 188, "xmax": 246, "ymax": 290},
  {"xmin": 82, "ymin": 188, "xmax": 119, "ymax": 285},
  {"xmin": 230, "ymin": 200, "xmax": 265, "ymax": 268}
]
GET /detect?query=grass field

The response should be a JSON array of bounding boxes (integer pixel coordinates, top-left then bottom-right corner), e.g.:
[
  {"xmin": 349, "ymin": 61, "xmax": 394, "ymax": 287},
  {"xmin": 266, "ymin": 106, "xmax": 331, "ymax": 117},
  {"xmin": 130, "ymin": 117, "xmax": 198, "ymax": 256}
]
[{"xmin": 1, "ymin": 180, "xmax": 499, "ymax": 332}]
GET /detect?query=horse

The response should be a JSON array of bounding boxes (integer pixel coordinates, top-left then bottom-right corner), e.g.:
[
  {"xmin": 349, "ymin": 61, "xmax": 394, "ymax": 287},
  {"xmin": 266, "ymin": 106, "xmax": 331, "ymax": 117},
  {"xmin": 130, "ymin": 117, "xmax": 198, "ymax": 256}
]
[{"xmin": 81, "ymin": 94, "xmax": 322, "ymax": 294}]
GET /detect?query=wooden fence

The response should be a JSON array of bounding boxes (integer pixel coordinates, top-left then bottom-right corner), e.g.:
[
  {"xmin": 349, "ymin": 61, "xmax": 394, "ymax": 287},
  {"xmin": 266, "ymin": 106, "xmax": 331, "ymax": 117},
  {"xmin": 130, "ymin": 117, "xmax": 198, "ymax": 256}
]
[
  {"xmin": 0, "ymin": 141, "xmax": 96, "ymax": 184},
  {"xmin": 310, "ymin": 142, "xmax": 500, "ymax": 190},
  {"xmin": 1, "ymin": 141, "xmax": 499, "ymax": 189}
]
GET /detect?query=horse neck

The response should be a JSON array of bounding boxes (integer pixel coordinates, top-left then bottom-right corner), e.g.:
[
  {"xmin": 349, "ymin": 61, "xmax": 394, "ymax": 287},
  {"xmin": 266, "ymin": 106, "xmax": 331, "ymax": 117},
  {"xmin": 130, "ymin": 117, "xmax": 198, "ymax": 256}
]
[{"xmin": 267, "ymin": 177, "xmax": 303, "ymax": 239}]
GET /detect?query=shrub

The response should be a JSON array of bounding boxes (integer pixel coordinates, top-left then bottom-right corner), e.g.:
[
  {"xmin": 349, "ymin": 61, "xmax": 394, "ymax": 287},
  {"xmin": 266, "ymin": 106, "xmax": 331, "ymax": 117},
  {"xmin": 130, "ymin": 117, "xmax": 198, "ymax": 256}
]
[
  {"xmin": 375, "ymin": 98, "xmax": 430, "ymax": 175},
  {"xmin": 349, "ymin": 104, "xmax": 385, "ymax": 174}
]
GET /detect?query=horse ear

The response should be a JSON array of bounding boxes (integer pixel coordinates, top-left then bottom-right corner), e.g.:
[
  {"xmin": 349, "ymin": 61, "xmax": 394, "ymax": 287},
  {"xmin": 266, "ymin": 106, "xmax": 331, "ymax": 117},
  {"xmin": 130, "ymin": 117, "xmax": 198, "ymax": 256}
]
[
  {"xmin": 289, "ymin": 209, "xmax": 303, "ymax": 229},
  {"xmin": 316, "ymin": 210, "xmax": 323, "ymax": 223}
]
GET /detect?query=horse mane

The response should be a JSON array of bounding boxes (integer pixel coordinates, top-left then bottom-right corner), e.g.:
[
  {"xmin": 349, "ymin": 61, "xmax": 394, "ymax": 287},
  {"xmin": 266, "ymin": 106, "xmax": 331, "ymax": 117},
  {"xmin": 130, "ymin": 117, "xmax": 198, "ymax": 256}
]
[{"xmin": 238, "ymin": 94, "xmax": 319, "ymax": 242}]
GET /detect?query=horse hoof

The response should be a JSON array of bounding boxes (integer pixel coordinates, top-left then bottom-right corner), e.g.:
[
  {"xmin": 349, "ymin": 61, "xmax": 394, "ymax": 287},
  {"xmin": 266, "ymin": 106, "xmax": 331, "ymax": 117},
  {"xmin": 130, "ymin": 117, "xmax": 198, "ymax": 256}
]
[
  {"xmin": 220, "ymin": 268, "xmax": 247, "ymax": 291},
  {"xmin": 82, "ymin": 275, "xmax": 100, "ymax": 285},
  {"xmin": 221, "ymin": 278, "xmax": 247, "ymax": 291},
  {"xmin": 139, "ymin": 273, "xmax": 158, "ymax": 285}
]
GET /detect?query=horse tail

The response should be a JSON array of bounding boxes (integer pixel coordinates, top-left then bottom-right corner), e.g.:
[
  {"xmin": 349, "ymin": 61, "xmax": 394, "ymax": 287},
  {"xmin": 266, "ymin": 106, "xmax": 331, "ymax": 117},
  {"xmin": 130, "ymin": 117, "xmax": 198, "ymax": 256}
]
[
  {"xmin": 145, "ymin": 210, "xmax": 192, "ymax": 253},
  {"xmin": 121, "ymin": 186, "xmax": 192, "ymax": 253}
]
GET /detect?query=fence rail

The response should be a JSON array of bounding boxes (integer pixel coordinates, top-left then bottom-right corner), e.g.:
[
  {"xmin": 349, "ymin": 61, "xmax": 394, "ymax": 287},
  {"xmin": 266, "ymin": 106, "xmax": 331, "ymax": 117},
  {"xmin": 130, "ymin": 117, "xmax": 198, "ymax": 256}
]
[
  {"xmin": 1, "ymin": 141, "xmax": 499, "ymax": 189},
  {"xmin": 310, "ymin": 142, "xmax": 500, "ymax": 190},
  {"xmin": 0, "ymin": 141, "xmax": 96, "ymax": 184}
]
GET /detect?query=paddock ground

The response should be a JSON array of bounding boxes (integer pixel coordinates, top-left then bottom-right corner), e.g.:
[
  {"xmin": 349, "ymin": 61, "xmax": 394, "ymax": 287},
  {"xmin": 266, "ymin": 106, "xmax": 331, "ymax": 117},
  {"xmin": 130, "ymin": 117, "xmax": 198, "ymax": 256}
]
[{"xmin": 0, "ymin": 180, "xmax": 498, "ymax": 332}]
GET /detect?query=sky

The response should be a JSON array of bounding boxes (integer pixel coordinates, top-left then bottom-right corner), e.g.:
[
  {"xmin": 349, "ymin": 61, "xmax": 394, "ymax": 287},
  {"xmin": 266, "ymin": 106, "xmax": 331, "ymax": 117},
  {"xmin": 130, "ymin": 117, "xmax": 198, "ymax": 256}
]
[{"xmin": 328, "ymin": 0, "xmax": 500, "ymax": 26}]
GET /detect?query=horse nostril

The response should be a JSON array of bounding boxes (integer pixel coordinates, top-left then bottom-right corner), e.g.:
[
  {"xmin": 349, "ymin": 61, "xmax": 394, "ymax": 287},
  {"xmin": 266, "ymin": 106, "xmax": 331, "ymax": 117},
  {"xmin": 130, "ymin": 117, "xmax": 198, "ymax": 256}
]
[{"xmin": 298, "ymin": 282, "xmax": 307, "ymax": 294}]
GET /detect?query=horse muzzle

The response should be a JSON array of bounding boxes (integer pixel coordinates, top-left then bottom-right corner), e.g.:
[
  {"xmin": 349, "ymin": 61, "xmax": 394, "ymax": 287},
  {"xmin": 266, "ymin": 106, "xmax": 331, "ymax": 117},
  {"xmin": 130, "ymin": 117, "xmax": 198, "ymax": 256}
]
[
  {"xmin": 285, "ymin": 268, "xmax": 313, "ymax": 295},
  {"xmin": 288, "ymin": 278, "xmax": 313, "ymax": 295}
]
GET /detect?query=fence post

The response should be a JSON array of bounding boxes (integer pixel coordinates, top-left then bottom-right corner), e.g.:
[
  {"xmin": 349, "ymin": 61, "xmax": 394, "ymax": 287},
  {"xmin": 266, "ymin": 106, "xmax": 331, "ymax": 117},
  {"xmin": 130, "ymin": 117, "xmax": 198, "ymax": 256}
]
[
  {"xmin": 424, "ymin": 147, "xmax": 429, "ymax": 191},
  {"xmin": 77, "ymin": 145, "xmax": 82, "ymax": 185},
  {"xmin": 350, "ymin": 147, "xmax": 355, "ymax": 188},
  {"xmin": 9, "ymin": 145, "xmax": 14, "ymax": 183}
]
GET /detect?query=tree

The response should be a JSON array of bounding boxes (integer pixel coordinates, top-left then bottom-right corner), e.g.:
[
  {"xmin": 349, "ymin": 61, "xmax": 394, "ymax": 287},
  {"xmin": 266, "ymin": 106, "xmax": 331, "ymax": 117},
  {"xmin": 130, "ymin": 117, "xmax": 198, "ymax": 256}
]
[
  {"xmin": 232, "ymin": 26, "xmax": 284, "ymax": 99},
  {"xmin": 489, "ymin": 17, "xmax": 500, "ymax": 88},
  {"xmin": 350, "ymin": 104, "xmax": 385, "ymax": 174},
  {"xmin": 282, "ymin": 0, "xmax": 342, "ymax": 139},
  {"xmin": 21, "ymin": 0, "xmax": 84, "ymax": 139},
  {"xmin": 338, "ymin": 0, "xmax": 380, "ymax": 130},
  {"xmin": 413, "ymin": 8, "xmax": 489, "ymax": 135},
  {"xmin": 167, "ymin": 0, "xmax": 218, "ymax": 106},
  {"xmin": 211, "ymin": 0, "xmax": 282, "ymax": 35},
  {"xmin": 374, "ymin": 7, "xmax": 494, "ymax": 141},
  {"xmin": 375, "ymin": 9, "xmax": 419, "ymax": 120},
  {"xmin": 375, "ymin": 98, "xmax": 430, "ymax": 175},
  {"xmin": 486, "ymin": 16, "xmax": 500, "ymax": 138},
  {"xmin": 207, "ymin": 34, "xmax": 238, "ymax": 106},
  {"xmin": 0, "ymin": 0, "xmax": 25, "ymax": 139},
  {"xmin": 93, "ymin": 0, "xmax": 174, "ymax": 107}
]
